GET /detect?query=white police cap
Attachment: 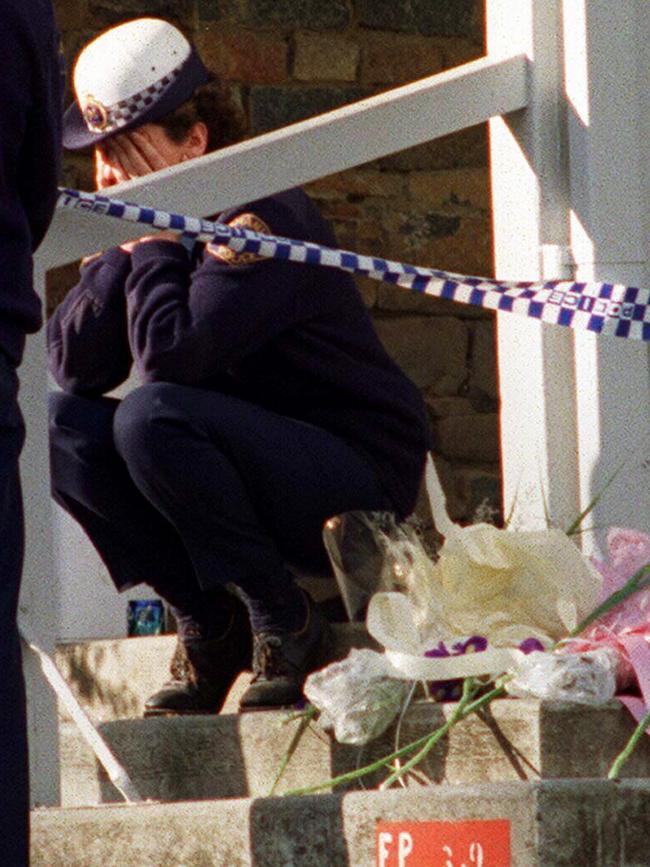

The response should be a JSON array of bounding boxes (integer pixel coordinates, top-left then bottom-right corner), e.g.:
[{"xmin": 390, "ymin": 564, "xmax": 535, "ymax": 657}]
[{"xmin": 63, "ymin": 18, "xmax": 209, "ymax": 150}]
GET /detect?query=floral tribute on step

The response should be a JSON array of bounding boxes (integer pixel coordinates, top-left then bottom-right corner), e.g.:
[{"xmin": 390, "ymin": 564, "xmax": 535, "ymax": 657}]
[{"xmin": 277, "ymin": 455, "xmax": 650, "ymax": 795}]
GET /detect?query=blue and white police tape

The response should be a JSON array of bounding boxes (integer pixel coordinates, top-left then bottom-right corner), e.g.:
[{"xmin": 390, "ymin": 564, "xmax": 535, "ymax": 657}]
[{"xmin": 57, "ymin": 188, "xmax": 650, "ymax": 342}]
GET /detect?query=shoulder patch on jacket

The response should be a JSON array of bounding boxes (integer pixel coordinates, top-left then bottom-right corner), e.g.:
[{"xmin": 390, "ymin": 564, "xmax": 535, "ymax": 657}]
[{"xmin": 207, "ymin": 212, "xmax": 271, "ymax": 266}]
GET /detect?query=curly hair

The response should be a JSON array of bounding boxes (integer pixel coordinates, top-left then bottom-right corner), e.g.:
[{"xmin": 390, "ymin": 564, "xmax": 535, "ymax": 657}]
[{"xmin": 156, "ymin": 73, "xmax": 248, "ymax": 152}]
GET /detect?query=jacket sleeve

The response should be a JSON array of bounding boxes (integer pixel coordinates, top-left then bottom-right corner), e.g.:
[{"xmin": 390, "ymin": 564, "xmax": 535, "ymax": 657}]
[
  {"xmin": 47, "ymin": 249, "xmax": 134, "ymax": 395},
  {"xmin": 125, "ymin": 205, "xmax": 304, "ymax": 384},
  {"xmin": 2, "ymin": 1, "xmax": 63, "ymax": 253},
  {"xmin": 0, "ymin": 1, "xmax": 63, "ymax": 352}
]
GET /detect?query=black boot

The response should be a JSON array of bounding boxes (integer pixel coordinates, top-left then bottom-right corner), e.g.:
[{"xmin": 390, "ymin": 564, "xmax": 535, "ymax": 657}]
[
  {"xmin": 238, "ymin": 595, "xmax": 333, "ymax": 712},
  {"xmin": 144, "ymin": 597, "xmax": 252, "ymax": 716}
]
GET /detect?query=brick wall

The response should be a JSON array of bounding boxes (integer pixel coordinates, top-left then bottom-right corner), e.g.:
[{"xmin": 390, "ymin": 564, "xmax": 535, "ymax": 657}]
[{"xmin": 51, "ymin": 0, "xmax": 501, "ymax": 526}]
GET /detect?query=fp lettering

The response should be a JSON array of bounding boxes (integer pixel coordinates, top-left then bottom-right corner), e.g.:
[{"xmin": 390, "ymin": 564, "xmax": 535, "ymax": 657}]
[{"xmin": 377, "ymin": 831, "xmax": 413, "ymax": 866}]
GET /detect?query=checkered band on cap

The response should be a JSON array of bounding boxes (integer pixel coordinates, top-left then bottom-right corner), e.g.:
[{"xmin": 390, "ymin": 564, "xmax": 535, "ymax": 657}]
[{"xmin": 82, "ymin": 63, "xmax": 183, "ymax": 134}]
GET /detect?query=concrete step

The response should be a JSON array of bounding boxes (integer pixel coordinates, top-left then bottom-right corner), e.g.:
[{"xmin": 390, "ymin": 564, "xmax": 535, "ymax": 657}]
[
  {"xmin": 32, "ymin": 779, "xmax": 650, "ymax": 866},
  {"xmin": 55, "ymin": 623, "xmax": 375, "ymax": 722},
  {"xmin": 60, "ymin": 697, "xmax": 650, "ymax": 806}
]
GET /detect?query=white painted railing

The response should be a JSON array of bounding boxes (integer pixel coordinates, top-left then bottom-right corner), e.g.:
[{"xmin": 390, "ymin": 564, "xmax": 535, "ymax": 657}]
[
  {"xmin": 40, "ymin": 54, "xmax": 528, "ymax": 266},
  {"xmin": 22, "ymin": 0, "xmax": 650, "ymax": 806}
]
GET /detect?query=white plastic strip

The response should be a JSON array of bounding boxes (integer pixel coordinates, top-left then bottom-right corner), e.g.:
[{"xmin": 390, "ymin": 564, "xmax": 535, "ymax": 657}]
[
  {"xmin": 57, "ymin": 188, "xmax": 650, "ymax": 342},
  {"xmin": 19, "ymin": 623, "xmax": 143, "ymax": 803},
  {"xmin": 386, "ymin": 646, "xmax": 520, "ymax": 680}
]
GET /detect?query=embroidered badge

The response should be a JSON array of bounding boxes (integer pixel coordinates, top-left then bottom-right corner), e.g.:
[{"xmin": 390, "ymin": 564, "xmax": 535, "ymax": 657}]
[
  {"xmin": 207, "ymin": 213, "xmax": 270, "ymax": 265},
  {"xmin": 83, "ymin": 96, "xmax": 109, "ymax": 132}
]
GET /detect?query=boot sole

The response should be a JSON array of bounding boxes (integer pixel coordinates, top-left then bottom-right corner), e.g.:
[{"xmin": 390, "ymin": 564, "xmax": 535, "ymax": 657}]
[{"xmin": 143, "ymin": 707, "xmax": 222, "ymax": 717}]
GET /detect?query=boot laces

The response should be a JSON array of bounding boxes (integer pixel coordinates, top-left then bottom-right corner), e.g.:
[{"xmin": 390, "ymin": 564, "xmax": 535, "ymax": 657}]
[
  {"xmin": 169, "ymin": 640, "xmax": 192, "ymax": 684},
  {"xmin": 252, "ymin": 633, "xmax": 288, "ymax": 680}
]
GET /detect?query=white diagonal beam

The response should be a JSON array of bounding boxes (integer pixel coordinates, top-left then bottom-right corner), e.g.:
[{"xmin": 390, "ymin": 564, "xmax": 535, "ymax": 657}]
[{"xmin": 39, "ymin": 53, "xmax": 528, "ymax": 268}]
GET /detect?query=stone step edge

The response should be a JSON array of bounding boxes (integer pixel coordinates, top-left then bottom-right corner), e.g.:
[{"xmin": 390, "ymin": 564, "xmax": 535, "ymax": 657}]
[
  {"xmin": 58, "ymin": 697, "xmax": 650, "ymax": 808},
  {"xmin": 31, "ymin": 780, "xmax": 650, "ymax": 867}
]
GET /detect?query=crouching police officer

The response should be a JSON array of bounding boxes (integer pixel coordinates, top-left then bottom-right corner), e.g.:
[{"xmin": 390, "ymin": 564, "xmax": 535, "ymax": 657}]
[{"xmin": 48, "ymin": 18, "xmax": 432, "ymax": 715}]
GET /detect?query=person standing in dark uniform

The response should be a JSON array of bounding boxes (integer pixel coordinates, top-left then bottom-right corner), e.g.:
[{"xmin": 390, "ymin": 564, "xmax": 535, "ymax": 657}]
[
  {"xmin": 0, "ymin": 2, "xmax": 62, "ymax": 865},
  {"xmin": 48, "ymin": 19, "xmax": 433, "ymax": 716}
]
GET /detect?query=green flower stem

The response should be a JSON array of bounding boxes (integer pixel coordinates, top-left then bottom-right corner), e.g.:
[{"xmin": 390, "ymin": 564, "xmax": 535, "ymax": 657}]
[
  {"xmin": 570, "ymin": 563, "xmax": 650, "ymax": 638},
  {"xmin": 283, "ymin": 680, "xmax": 487, "ymax": 797},
  {"xmin": 269, "ymin": 704, "xmax": 318, "ymax": 796},
  {"xmin": 608, "ymin": 706, "xmax": 650, "ymax": 780},
  {"xmin": 564, "ymin": 464, "xmax": 623, "ymax": 537},
  {"xmin": 283, "ymin": 725, "xmax": 442, "ymax": 797},
  {"xmin": 380, "ymin": 678, "xmax": 478, "ymax": 789}
]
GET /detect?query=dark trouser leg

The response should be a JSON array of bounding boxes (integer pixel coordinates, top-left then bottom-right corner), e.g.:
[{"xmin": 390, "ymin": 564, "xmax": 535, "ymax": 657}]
[
  {"xmin": 113, "ymin": 383, "xmax": 387, "ymax": 632},
  {"xmin": 48, "ymin": 391, "xmax": 234, "ymax": 638},
  {"xmin": 0, "ymin": 357, "xmax": 28, "ymax": 867}
]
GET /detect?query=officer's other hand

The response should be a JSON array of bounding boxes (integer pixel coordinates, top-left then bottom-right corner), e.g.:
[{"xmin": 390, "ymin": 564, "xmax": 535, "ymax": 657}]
[{"xmin": 120, "ymin": 229, "xmax": 182, "ymax": 254}]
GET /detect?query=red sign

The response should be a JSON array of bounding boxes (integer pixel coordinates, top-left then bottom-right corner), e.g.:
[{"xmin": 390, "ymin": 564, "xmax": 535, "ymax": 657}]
[{"xmin": 376, "ymin": 819, "xmax": 511, "ymax": 867}]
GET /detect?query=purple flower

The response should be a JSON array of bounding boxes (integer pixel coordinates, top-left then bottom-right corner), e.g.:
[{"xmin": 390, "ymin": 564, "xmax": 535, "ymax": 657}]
[{"xmin": 519, "ymin": 637, "xmax": 545, "ymax": 655}]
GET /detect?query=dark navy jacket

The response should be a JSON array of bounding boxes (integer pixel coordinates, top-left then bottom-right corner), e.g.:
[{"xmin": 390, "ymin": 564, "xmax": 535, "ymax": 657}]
[
  {"xmin": 1, "ymin": 0, "xmax": 62, "ymax": 364},
  {"xmin": 48, "ymin": 188, "xmax": 432, "ymax": 516}
]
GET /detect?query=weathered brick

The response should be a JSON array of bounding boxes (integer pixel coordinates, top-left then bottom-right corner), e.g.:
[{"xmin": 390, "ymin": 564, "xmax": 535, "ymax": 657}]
[
  {"xmin": 293, "ymin": 33, "xmax": 359, "ymax": 81},
  {"xmin": 377, "ymin": 206, "xmax": 465, "ymax": 269},
  {"xmin": 376, "ymin": 123, "xmax": 488, "ymax": 171},
  {"xmin": 408, "ymin": 167, "xmax": 490, "ymax": 211},
  {"xmin": 53, "ymin": 0, "xmax": 87, "ymax": 30},
  {"xmin": 373, "ymin": 315, "xmax": 468, "ymax": 394},
  {"xmin": 468, "ymin": 320, "xmax": 498, "ymax": 400},
  {"xmin": 426, "ymin": 396, "xmax": 474, "ymax": 418},
  {"xmin": 319, "ymin": 214, "xmax": 388, "ymax": 260},
  {"xmin": 248, "ymin": 0, "xmax": 351, "ymax": 30},
  {"xmin": 407, "ymin": 214, "xmax": 493, "ymax": 277},
  {"xmin": 196, "ymin": 26, "xmax": 288, "ymax": 83},
  {"xmin": 357, "ymin": 0, "xmax": 477, "ymax": 38},
  {"xmin": 357, "ymin": 276, "xmax": 378, "ymax": 308},
  {"xmin": 317, "ymin": 199, "xmax": 363, "ymax": 220},
  {"xmin": 87, "ymin": 0, "xmax": 193, "ymax": 28},
  {"xmin": 411, "ymin": 0, "xmax": 477, "ymax": 38},
  {"xmin": 305, "ymin": 169, "xmax": 405, "ymax": 199},
  {"xmin": 434, "ymin": 413, "xmax": 500, "ymax": 463},
  {"xmin": 396, "ymin": 210, "xmax": 461, "ymax": 243},
  {"xmin": 360, "ymin": 33, "xmax": 444, "ymax": 85},
  {"xmin": 356, "ymin": 0, "xmax": 416, "ymax": 34},
  {"xmin": 375, "ymin": 285, "xmax": 491, "ymax": 318},
  {"xmin": 198, "ymin": 0, "xmax": 246, "ymax": 22},
  {"xmin": 250, "ymin": 85, "xmax": 365, "ymax": 133},
  {"xmin": 455, "ymin": 464, "xmax": 503, "ymax": 523},
  {"xmin": 440, "ymin": 36, "xmax": 484, "ymax": 68}
]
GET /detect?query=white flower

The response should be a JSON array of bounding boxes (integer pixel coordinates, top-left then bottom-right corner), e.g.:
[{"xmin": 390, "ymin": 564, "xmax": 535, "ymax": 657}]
[
  {"xmin": 426, "ymin": 522, "xmax": 602, "ymax": 646},
  {"xmin": 365, "ymin": 456, "xmax": 603, "ymax": 667}
]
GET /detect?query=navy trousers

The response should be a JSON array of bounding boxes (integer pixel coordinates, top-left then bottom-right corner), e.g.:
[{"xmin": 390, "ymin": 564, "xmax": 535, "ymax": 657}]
[
  {"xmin": 49, "ymin": 383, "xmax": 387, "ymax": 629},
  {"xmin": 0, "ymin": 355, "xmax": 28, "ymax": 867}
]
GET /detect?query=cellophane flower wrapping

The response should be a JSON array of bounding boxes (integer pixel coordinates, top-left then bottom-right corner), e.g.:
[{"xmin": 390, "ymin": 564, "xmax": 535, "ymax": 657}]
[
  {"xmin": 303, "ymin": 649, "xmax": 409, "ymax": 745},
  {"xmin": 506, "ymin": 647, "xmax": 618, "ymax": 704},
  {"xmin": 325, "ymin": 459, "xmax": 602, "ymax": 671},
  {"xmin": 560, "ymin": 528, "xmax": 650, "ymax": 689}
]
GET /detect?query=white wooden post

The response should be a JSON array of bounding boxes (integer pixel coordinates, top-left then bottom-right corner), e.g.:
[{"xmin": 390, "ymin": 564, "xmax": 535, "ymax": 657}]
[
  {"xmin": 564, "ymin": 0, "xmax": 650, "ymax": 551},
  {"xmin": 487, "ymin": 0, "xmax": 580, "ymax": 531},
  {"xmin": 18, "ymin": 265, "xmax": 60, "ymax": 806}
]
